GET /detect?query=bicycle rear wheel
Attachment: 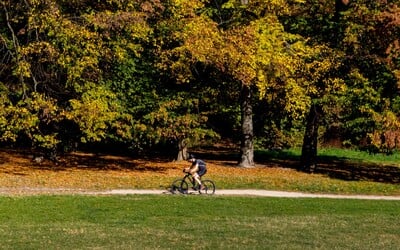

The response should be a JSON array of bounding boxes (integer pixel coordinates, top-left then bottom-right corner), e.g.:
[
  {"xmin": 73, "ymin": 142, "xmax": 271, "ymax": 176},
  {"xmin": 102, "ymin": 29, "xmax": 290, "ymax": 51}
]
[
  {"xmin": 200, "ymin": 180, "xmax": 215, "ymax": 195},
  {"xmin": 170, "ymin": 178, "xmax": 189, "ymax": 194}
]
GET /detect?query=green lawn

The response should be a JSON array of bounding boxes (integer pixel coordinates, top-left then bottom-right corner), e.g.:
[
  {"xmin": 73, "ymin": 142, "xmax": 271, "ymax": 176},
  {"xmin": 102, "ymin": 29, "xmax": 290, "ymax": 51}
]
[
  {"xmin": 257, "ymin": 147, "xmax": 400, "ymax": 166},
  {"xmin": 0, "ymin": 195, "xmax": 399, "ymax": 249}
]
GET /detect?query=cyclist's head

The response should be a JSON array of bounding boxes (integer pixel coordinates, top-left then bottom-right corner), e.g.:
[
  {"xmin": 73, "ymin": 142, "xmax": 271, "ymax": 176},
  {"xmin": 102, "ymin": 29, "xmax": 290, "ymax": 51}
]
[{"xmin": 188, "ymin": 154, "xmax": 196, "ymax": 162}]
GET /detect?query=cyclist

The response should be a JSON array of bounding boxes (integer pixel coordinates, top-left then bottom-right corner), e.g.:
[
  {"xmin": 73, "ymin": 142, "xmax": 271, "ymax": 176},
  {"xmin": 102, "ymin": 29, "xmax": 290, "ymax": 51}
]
[{"xmin": 184, "ymin": 154, "xmax": 207, "ymax": 190}]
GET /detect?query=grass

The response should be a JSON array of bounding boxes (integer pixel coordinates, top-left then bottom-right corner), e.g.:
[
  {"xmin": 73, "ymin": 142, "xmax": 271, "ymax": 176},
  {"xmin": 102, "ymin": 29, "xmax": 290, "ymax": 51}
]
[
  {"xmin": 257, "ymin": 147, "xmax": 400, "ymax": 166},
  {"xmin": 0, "ymin": 148, "xmax": 399, "ymax": 249},
  {"xmin": 251, "ymin": 147, "xmax": 400, "ymax": 195},
  {"xmin": 0, "ymin": 195, "xmax": 399, "ymax": 249}
]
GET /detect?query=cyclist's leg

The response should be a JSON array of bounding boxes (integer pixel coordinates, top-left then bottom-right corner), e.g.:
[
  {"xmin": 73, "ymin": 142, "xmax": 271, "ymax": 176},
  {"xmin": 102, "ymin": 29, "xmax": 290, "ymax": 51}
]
[
  {"xmin": 192, "ymin": 173, "xmax": 202, "ymax": 187},
  {"xmin": 197, "ymin": 168, "xmax": 207, "ymax": 188},
  {"xmin": 189, "ymin": 166, "xmax": 200, "ymax": 186}
]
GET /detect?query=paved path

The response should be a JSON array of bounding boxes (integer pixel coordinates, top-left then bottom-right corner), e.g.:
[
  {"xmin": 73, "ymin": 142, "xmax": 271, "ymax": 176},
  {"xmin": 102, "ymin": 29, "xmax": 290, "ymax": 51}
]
[
  {"xmin": 97, "ymin": 189, "xmax": 400, "ymax": 200},
  {"xmin": 2, "ymin": 187, "xmax": 398, "ymax": 200}
]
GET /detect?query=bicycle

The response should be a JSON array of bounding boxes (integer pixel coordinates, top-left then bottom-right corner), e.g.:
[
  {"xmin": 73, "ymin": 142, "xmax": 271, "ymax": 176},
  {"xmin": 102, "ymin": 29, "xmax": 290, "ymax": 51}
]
[{"xmin": 170, "ymin": 173, "xmax": 215, "ymax": 195}]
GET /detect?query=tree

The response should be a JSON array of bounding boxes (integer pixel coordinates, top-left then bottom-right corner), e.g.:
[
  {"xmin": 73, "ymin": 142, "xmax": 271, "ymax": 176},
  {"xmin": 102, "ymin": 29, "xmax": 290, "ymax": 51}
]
[
  {"xmin": 0, "ymin": 0, "xmax": 146, "ymax": 153},
  {"xmin": 336, "ymin": 1, "xmax": 400, "ymax": 153},
  {"xmin": 155, "ymin": 0, "xmax": 314, "ymax": 166},
  {"xmin": 283, "ymin": 0, "xmax": 400, "ymax": 171},
  {"xmin": 230, "ymin": 1, "xmax": 314, "ymax": 167}
]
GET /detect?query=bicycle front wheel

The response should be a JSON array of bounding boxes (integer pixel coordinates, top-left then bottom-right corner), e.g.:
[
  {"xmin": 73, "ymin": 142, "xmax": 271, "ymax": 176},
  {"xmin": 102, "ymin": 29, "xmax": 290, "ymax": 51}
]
[
  {"xmin": 171, "ymin": 178, "xmax": 189, "ymax": 194},
  {"xmin": 200, "ymin": 180, "xmax": 215, "ymax": 195}
]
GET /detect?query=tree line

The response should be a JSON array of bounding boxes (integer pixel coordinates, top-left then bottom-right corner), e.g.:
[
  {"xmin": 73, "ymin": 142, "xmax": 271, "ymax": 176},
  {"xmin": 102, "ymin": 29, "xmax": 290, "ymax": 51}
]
[{"xmin": 1, "ymin": 0, "xmax": 399, "ymax": 169}]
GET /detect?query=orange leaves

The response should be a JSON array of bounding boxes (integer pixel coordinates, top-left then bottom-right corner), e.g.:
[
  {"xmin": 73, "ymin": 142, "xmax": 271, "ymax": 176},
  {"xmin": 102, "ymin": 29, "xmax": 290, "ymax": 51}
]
[
  {"xmin": 0, "ymin": 148, "xmax": 281, "ymax": 191},
  {"xmin": 220, "ymin": 26, "xmax": 257, "ymax": 85},
  {"xmin": 1, "ymin": 148, "xmax": 400, "ymax": 196}
]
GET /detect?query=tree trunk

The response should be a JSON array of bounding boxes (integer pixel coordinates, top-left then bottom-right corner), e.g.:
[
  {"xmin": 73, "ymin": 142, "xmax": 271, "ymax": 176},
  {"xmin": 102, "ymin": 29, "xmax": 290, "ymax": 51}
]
[
  {"xmin": 176, "ymin": 138, "xmax": 188, "ymax": 161},
  {"xmin": 335, "ymin": 0, "xmax": 351, "ymax": 20},
  {"xmin": 238, "ymin": 84, "xmax": 254, "ymax": 168},
  {"xmin": 301, "ymin": 104, "xmax": 321, "ymax": 172}
]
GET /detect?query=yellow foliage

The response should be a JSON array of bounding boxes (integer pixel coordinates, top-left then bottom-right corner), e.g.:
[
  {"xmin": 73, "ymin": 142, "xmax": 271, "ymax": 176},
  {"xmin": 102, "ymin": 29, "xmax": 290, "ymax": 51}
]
[
  {"xmin": 0, "ymin": 93, "xmax": 61, "ymax": 149},
  {"xmin": 13, "ymin": 61, "xmax": 31, "ymax": 78},
  {"xmin": 170, "ymin": 0, "xmax": 205, "ymax": 18},
  {"xmin": 66, "ymin": 85, "xmax": 119, "ymax": 143}
]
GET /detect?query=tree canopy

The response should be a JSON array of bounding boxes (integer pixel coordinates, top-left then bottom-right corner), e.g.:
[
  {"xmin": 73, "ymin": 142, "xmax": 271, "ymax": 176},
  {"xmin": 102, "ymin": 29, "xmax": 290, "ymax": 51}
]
[{"xmin": 1, "ymin": 0, "xmax": 399, "ymax": 168}]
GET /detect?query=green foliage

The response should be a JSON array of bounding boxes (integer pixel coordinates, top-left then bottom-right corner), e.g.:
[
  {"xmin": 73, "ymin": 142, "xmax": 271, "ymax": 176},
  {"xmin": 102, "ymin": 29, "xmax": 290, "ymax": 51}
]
[
  {"xmin": 66, "ymin": 85, "xmax": 120, "ymax": 143},
  {"xmin": 0, "ymin": 92, "xmax": 61, "ymax": 149},
  {"xmin": 142, "ymin": 94, "xmax": 219, "ymax": 145},
  {"xmin": 253, "ymin": 16, "xmax": 312, "ymax": 120},
  {"xmin": 336, "ymin": 1, "xmax": 400, "ymax": 151},
  {"xmin": 1, "ymin": 0, "xmax": 400, "ymax": 157},
  {"xmin": 280, "ymin": 0, "xmax": 400, "ymax": 153}
]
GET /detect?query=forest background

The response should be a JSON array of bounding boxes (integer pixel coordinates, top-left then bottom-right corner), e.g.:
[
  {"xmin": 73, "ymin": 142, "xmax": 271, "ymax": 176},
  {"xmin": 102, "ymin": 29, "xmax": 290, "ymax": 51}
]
[{"xmin": 1, "ymin": 0, "xmax": 400, "ymax": 171}]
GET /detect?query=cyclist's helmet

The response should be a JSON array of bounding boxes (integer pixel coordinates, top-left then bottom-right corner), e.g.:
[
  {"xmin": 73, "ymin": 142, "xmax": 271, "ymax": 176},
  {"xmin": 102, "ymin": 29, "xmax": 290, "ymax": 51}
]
[{"xmin": 188, "ymin": 154, "xmax": 195, "ymax": 161}]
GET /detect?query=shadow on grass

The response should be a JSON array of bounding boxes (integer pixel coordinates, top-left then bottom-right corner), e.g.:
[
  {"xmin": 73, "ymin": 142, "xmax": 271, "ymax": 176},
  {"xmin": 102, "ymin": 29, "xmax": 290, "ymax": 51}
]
[
  {"xmin": 1, "ymin": 147, "xmax": 400, "ymax": 184},
  {"xmin": 254, "ymin": 150, "xmax": 400, "ymax": 184},
  {"xmin": 195, "ymin": 147, "xmax": 400, "ymax": 184},
  {"xmin": 0, "ymin": 148, "xmax": 170, "ymax": 173},
  {"xmin": 315, "ymin": 157, "xmax": 400, "ymax": 184}
]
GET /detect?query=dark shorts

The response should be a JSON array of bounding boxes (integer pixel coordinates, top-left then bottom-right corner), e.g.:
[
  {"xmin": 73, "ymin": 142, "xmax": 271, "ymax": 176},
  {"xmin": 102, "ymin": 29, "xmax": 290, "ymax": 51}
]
[{"xmin": 198, "ymin": 166, "xmax": 207, "ymax": 177}]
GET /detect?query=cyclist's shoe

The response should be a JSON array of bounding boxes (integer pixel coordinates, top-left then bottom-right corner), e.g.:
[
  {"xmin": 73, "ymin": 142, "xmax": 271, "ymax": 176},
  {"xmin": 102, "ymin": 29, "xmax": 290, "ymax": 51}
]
[{"xmin": 198, "ymin": 185, "xmax": 207, "ymax": 194}]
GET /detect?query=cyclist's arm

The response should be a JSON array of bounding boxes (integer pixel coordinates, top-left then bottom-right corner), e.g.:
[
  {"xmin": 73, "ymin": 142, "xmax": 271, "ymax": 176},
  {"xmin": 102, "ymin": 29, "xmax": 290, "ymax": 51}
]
[
  {"xmin": 184, "ymin": 162, "xmax": 197, "ymax": 173},
  {"xmin": 190, "ymin": 162, "xmax": 199, "ymax": 170}
]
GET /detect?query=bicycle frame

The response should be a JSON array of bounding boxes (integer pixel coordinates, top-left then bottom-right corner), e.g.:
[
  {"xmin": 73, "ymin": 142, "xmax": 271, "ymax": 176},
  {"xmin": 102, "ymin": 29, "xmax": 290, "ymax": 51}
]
[
  {"xmin": 183, "ymin": 173, "xmax": 199, "ymax": 187},
  {"xmin": 170, "ymin": 173, "xmax": 215, "ymax": 195}
]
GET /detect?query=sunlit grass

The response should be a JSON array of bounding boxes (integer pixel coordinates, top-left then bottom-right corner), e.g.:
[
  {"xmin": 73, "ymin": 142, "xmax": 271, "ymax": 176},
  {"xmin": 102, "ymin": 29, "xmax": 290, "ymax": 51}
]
[
  {"xmin": 318, "ymin": 147, "xmax": 400, "ymax": 166},
  {"xmin": 259, "ymin": 147, "xmax": 400, "ymax": 166},
  {"xmin": 0, "ymin": 195, "xmax": 399, "ymax": 249}
]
